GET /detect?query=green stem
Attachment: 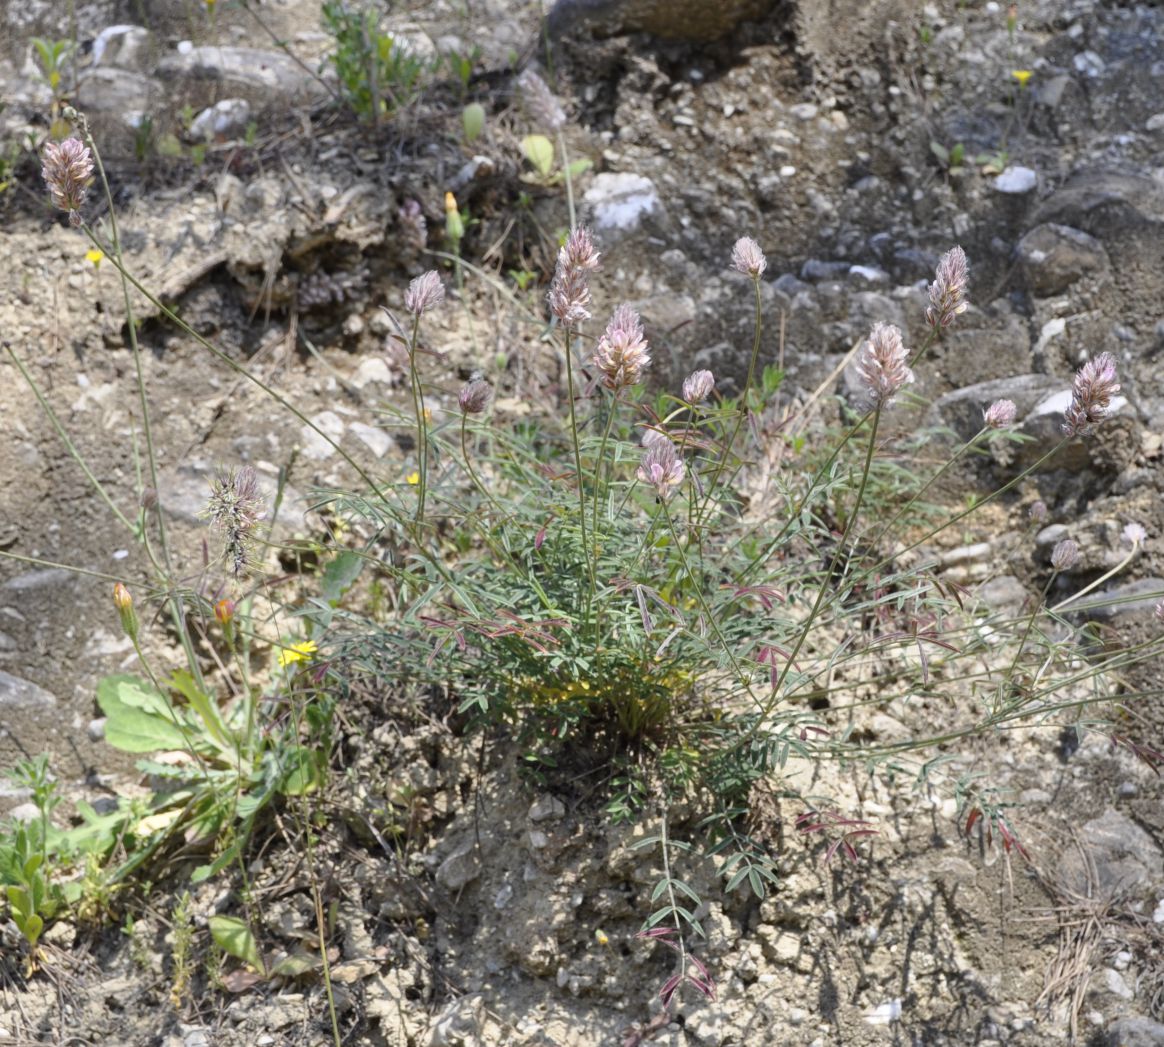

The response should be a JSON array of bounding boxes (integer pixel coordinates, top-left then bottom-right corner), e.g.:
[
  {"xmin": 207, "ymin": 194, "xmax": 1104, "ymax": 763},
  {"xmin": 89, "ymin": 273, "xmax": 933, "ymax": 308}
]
[
  {"xmin": 3, "ymin": 343, "xmax": 135, "ymax": 532},
  {"xmin": 695, "ymin": 275, "xmax": 763, "ymax": 529},
  {"xmin": 738, "ymin": 408, "xmax": 883, "ymax": 750}
]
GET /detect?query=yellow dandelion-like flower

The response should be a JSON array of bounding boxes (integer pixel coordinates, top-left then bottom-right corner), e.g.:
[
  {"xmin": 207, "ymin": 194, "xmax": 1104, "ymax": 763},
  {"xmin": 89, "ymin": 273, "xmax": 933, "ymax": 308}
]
[
  {"xmin": 594, "ymin": 929, "xmax": 610, "ymax": 947},
  {"xmin": 1011, "ymin": 69, "xmax": 1033, "ymax": 87},
  {"xmin": 85, "ymin": 248, "xmax": 104, "ymax": 267},
  {"xmin": 278, "ymin": 639, "xmax": 318, "ymax": 668},
  {"xmin": 406, "ymin": 470, "xmax": 420, "ymax": 485}
]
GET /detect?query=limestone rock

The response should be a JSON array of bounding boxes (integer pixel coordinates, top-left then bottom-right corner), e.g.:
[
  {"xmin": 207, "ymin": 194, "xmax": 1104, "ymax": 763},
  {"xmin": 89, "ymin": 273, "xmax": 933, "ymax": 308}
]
[{"xmin": 1015, "ymin": 224, "xmax": 1109, "ymax": 297}]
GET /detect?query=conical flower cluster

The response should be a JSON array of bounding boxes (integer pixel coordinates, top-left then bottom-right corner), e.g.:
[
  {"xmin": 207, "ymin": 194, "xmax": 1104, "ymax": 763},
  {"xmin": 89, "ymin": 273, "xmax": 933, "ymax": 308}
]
[
  {"xmin": 548, "ymin": 227, "xmax": 600, "ymax": 328},
  {"xmin": 593, "ymin": 304, "xmax": 650, "ymax": 391}
]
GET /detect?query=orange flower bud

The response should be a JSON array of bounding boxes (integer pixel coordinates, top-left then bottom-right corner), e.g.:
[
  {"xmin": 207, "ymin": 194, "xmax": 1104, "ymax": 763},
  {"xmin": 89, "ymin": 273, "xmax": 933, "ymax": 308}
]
[
  {"xmin": 214, "ymin": 598, "xmax": 235, "ymax": 625},
  {"xmin": 113, "ymin": 582, "xmax": 138, "ymax": 641}
]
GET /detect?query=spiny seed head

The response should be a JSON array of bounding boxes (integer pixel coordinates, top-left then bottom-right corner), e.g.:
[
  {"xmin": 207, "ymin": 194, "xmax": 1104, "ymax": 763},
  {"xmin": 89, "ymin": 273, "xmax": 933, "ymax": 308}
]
[
  {"xmin": 593, "ymin": 304, "xmax": 650, "ymax": 391},
  {"xmin": 517, "ymin": 68, "xmax": 566, "ymax": 131},
  {"xmin": 637, "ymin": 438, "xmax": 684, "ymax": 500},
  {"xmin": 856, "ymin": 322, "xmax": 914, "ymax": 408},
  {"xmin": 926, "ymin": 246, "xmax": 969, "ymax": 330},
  {"xmin": 983, "ymin": 399, "xmax": 1017, "ymax": 429},
  {"xmin": 1051, "ymin": 538, "xmax": 1080, "ymax": 571},
  {"xmin": 458, "ymin": 376, "xmax": 492, "ymax": 414},
  {"xmin": 548, "ymin": 226, "xmax": 600, "ymax": 328},
  {"xmin": 1062, "ymin": 352, "xmax": 1120, "ymax": 437},
  {"xmin": 730, "ymin": 236, "xmax": 767, "ymax": 278},
  {"xmin": 682, "ymin": 369, "xmax": 715, "ymax": 405},
  {"xmin": 41, "ymin": 138, "xmax": 94, "ymax": 225},
  {"xmin": 405, "ymin": 270, "xmax": 445, "ymax": 317},
  {"xmin": 203, "ymin": 466, "xmax": 266, "ymax": 580}
]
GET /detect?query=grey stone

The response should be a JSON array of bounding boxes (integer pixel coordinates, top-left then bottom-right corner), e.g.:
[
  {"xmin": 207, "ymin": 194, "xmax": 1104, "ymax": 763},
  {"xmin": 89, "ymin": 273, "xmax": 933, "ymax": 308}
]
[
  {"xmin": 1, "ymin": 569, "xmax": 75, "ymax": 592},
  {"xmin": 547, "ymin": 0, "xmax": 776, "ymax": 41},
  {"xmin": 994, "ymin": 166, "xmax": 1038, "ymax": 194},
  {"xmin": 1032, "ymin": 169, "xmax": 1164, "ymax": 236},
  {"xmin": 90, "ymin": 25, "xmax": 151, "ymax": 70},
  {"xmin": 1015, "ymin": 224, "xmax": 1109, "ymax": 296},
  {"xmin": 75, "ymin": 67, "xmax": 163, "ymax": 128},
  {"xmin": 976, "ymin": 576, "xmax": 1028, "ymax": 616},
  {"xmin": 428, "ymin": 994, "xmax": 485, "ymax": 1047},
  {"xmin": 348, "ymin": 422, "xmax": 392, "ymax": 459},
  {"xmin": 529, "ymin": 795, "xmax": 566, "ymax": 823},
  {"xmin": 1068, "ymin": 578, "xmax": 1164, "ymax": 621},
  {"xmin": 930, "ymin": 374, "xmax": 1061, "ymax": 443},
  {"xmin": 435, "ymin": 838, "xmax": 481, "ymax": 891},
  {"xmin": 1102, "ymin": 969, "xmax": 1134, "ymax": 1001},
  {"xmin": 6, "ymin": 802, "xmax": 42, "ymax": 823},
  {"xmin": 156, "ymin": 46, "xmax": 328, "ymax": 104},
  {"xmin": 1106, "ymin": 1017, "xmax": 1164, "ymax": 1047},
  {"xmin": 800, "ymin": 259, "xmax": 850, "ymax": 282},
  {"xmin": 1057, "ymin": 808, "xmax": 1164, "ymax": 901},
  {"xmin": 582, "ymin": 172, "xmax": 661, "ymax": 234},
  {"xmin": 0, "ymin": 671, "xmax": 58, "ymax": 711},
  {"xmin": 300, "ymin": 411, "xmax": 346, "ymax": 462},
  {"xmin": 188, "ymin": 98, "xmax": 252, "ymax": 142}
]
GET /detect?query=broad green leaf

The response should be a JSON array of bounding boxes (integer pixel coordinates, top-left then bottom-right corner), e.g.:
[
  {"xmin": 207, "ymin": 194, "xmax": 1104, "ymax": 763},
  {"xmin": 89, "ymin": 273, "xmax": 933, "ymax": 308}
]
[
  {"xmin": 280, "ymin": 746, "xmax": 324, "ymax": 797},
  {"xmin": 97, "ymin": 676, "xmax": 189, "ymax": 753},
  {"xmin": 209, "ymin": 915, "xmax": 265, "ymax": 973},
  {"xmin": 320, "ymin": 550, "xmax": 365, "ymax": 607},
  {"xmin": 192, "ymin": 840, "xmax": 241, "ymax": 885},
  {"xmin": 170, "ymin": 670, "xmax": 233, "ymax": 756},
  {"xmin": 462, "ymin": 102, "xmax": 485, "ymax": 143},
  {"xmin": 521, "ymin": 134, "xmax": 554, "ymax": 177}
]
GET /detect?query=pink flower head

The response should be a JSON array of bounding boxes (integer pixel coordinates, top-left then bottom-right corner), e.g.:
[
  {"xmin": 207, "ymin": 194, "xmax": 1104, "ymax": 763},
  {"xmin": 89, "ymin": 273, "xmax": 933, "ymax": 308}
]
[
  {"xmin": 458, "ymin": 377, "xmax": 492, "ymax": 414},
  {"xmin": 548, "ymin": 227, "xmax": 600, "ymax": 328},
  {"xmin": 682, "ymin": 369, "xmax": 715, "ymax": 405},
  {"xmin": 405, "ymin": 271, "xmax": 445, "ymax": 316},
  {"xmin": 856, "ymin": 322, "xmax": 914, "ymax": 408},
  {"xmin": 1051, "ymin": 538, "xmax": 1080, "ymax": 571},
  {"xmin": 42, "ymin": 138, "xmax": 94, "ymax": 226},
  {"xmin": 637, "ymin": 438, "xmax": 684, "ymax": 499},
  {"xmin": 983, "ymin": 399, "xmax": 1017, "ymax": 429},
  {"xmin": 593, "ymin": 304, "xmax": 650, "ymax": 391},
  {"xmin": 730, "ymin": 236, "xmax": 767, "ymax": 278},
  {"xmin": 1062, "ymin": 352, "xmax": 1120, "ymax": 437},
  {"xmin": 926, "ymin": 246, "xmax": 969, "ymax": 330},
  {"xmin": 517, "ymin": 68, "xmax": 566, "ymax": 131}
]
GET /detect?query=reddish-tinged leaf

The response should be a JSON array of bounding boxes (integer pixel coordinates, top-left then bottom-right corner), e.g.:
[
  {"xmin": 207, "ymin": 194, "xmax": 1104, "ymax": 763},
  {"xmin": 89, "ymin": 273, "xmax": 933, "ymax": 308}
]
[
  {"xmin": 535, "ymin": 526, "xmax": 547, "ymax": 550},
  {"xmin": 965, "ymin": 808, "xmax": 983, "ymax": 835}
]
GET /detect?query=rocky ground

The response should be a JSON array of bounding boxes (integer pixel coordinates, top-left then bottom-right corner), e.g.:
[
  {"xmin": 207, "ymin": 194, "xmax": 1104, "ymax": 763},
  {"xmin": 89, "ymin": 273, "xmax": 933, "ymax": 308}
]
[{"xmin": 1, "ymin": 0, "xmax": 1163, "ymax": 1044}]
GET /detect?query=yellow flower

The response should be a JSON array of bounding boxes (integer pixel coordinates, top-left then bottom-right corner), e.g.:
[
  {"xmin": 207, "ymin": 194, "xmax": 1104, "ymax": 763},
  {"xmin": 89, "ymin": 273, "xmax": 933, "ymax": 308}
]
[
  {"xmin": 1011, "ymin": 69, "xmax": 1033, "ymax": 87},
  {"xmin": 594, "ymin": 929, "xmax": 610, "ymax": 947},
  {"xmin": 278, "ymin": 639, "xmax": 317, "ymax": 668},
  {"xmin": 406, "ymin": 470, "xmax": 420, "ymax": 485},
  {"xmin": 85, "ymin": 248, "xmax": 104, "ymax": 267}
]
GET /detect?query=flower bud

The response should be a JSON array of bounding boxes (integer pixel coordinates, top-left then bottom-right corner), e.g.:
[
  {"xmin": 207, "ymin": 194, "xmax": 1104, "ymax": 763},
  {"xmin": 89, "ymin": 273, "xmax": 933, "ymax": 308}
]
[
  {"xmin": 458, "ymin": 377, "xmax": 492, "ymax": 414},
  {"xmin": 215, "ymin": 597, "xmax": 236, "ymax": 646},
  {"xmin": 445, "ymin": 191, "xmax": 464, "ymax": 244},
  {"xmin": 1050, "ymin": 539, "xmax": 1080, "ymax": 571},
  {"xmin": 113, "ymin": 582, "xmax": 138, "ymax": 641},
  {"xmin": 682, "ymin": 369, "xmax": 715, "ymax": 405}
]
